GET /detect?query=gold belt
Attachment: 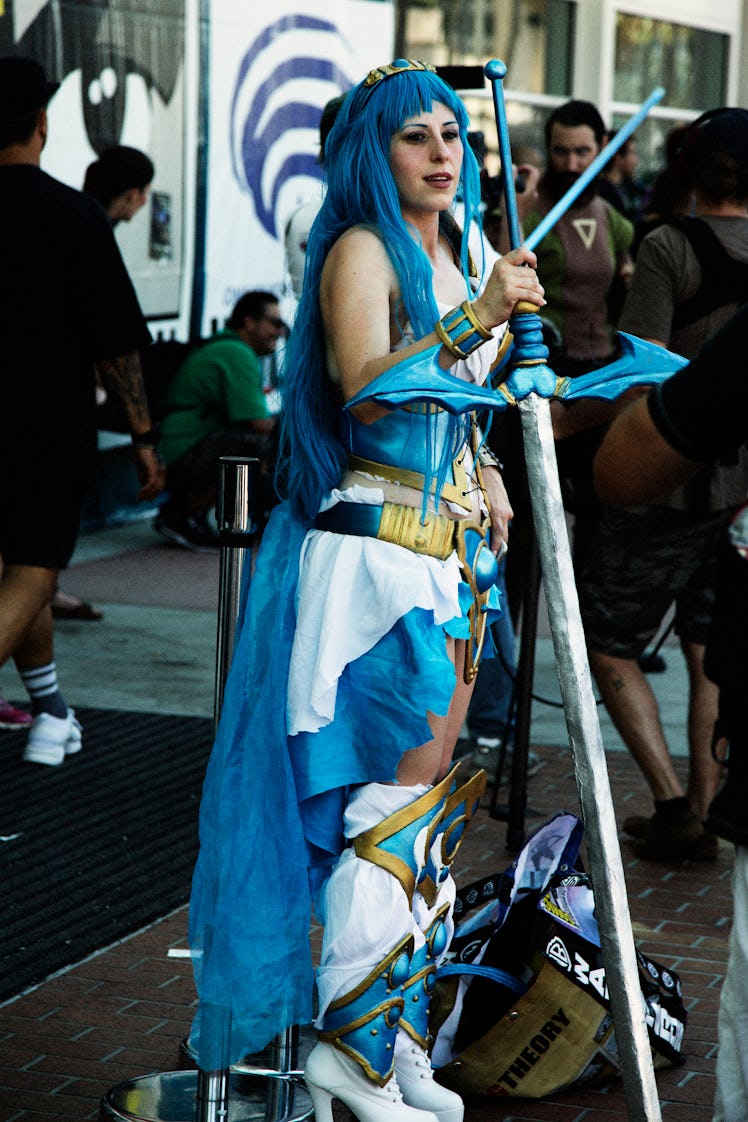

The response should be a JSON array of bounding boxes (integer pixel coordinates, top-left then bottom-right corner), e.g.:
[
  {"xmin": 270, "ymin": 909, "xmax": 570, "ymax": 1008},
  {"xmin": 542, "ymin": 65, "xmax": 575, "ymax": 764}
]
[
  {"xmin": 314, "ymin": 501, "xmax": 457, "ymax": 560},
  {"xmin": 377, "ymin": 503, "xmax": 456, "ymax": 559},
  {"xmin": 347, "ymin": 453, "xmax": 472, "ymax": 512}
]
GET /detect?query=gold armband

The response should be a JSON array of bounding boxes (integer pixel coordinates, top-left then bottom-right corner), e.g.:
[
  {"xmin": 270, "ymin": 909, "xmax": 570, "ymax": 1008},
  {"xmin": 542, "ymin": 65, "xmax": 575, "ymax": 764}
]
[
  {"xmin": 435, "ymin": 301, "xmax": 493, "ymax": 360},
  {"xmin": 475, "ymin": 445, "xmax": 503, "ymax": 472}
]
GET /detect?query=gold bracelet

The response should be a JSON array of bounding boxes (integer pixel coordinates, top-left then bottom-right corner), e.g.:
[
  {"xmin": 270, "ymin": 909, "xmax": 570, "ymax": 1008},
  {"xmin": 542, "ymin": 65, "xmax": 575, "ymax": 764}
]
[
  {"xmin": 435, "ymin": 300, "xmax": 493, "ymax": 360},
  {"xmin": 476, "ymin": 445, "xmax": 503, "ymax": 472}
]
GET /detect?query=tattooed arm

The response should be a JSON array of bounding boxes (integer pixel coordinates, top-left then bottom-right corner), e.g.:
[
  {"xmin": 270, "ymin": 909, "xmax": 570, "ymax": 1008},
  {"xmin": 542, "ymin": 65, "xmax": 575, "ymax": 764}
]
[{"xmin": 96, "ymin": 351, "xmax": 165, "ymax": 501}]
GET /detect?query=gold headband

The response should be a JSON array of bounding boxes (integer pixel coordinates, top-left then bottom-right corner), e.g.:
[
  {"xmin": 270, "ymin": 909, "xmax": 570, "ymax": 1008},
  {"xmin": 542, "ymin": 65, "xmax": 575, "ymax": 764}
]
[{"xmin": 364, "ymin": 59, "xmax": 437, "ymax": 89}]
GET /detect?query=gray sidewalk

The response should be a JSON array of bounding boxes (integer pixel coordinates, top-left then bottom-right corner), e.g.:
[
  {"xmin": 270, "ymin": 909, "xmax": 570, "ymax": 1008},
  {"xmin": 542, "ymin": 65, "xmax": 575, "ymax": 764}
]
[
  {"xmin": 0, "ymin": 517, "xmax": 713, "ymax": 1122},
  {"xmin": 0, "ymin": 516, "xmax": 689, "ymax": 754},
  {"xmin": 0, "ymin": 522, "xmax": 217, "ymax": 719}
]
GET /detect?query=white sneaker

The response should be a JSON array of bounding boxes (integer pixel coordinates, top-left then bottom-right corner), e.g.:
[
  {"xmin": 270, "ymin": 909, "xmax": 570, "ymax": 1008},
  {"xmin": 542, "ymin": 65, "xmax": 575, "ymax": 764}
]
[{"xmin": 23, "ymin": 708, "xmax": 82, "ymax": 766}]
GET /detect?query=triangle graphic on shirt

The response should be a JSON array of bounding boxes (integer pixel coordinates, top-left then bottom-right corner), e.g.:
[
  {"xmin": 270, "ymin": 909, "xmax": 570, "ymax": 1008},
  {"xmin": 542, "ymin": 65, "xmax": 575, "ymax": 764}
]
[{"xmin": 572, "ymin": 218, "xmax": 597, "ymax": 249}]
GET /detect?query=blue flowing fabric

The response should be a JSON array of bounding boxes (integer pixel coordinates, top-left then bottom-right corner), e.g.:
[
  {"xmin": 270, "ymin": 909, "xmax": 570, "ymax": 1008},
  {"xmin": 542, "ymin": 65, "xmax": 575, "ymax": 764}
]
[
  {"xmin": 188, "ymin": 502, "xmax": 498, "ymax": 1069},
  {"xmin": 188, "ymin": 507, "xmax": 313, "ymax": 1069}
]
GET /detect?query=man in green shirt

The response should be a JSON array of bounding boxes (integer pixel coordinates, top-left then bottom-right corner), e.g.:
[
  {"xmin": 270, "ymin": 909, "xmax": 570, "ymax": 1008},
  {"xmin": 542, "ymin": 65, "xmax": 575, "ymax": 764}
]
[{"xmin": 155, "ymin": 290, "xmax": 283, "ymax": 550}]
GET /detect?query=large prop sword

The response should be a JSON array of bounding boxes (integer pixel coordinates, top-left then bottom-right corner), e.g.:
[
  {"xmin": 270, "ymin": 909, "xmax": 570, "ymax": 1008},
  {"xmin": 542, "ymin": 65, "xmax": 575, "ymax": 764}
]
[{"xmin": 487, "ymin": 59, "xmax": 664, "ymax": 1121}]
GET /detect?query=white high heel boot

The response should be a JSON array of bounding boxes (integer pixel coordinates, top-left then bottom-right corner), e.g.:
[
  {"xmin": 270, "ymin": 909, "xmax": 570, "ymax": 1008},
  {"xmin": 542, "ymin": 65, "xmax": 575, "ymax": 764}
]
[
  {"xmin": 394, "ymin": 1040, "xmax": 464, "ymax": 1122},
  {"xmin": 305, "ymin": 1041, "xmax": 439, "ymax": 1122},
  {"xmin": 393, "ymin": 905, "xmax": 464, "ymax": 1122},
  {"xmin": 307, "ymin": 777, "xmax": 459, "ymax": 1122},
  {"xmin": 394, "ymin": 769, "xmax": 487, "ymax": 1122}
]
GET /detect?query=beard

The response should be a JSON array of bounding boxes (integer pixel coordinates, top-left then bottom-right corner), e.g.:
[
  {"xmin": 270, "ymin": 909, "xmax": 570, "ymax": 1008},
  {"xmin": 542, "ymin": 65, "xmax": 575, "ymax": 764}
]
[{"xmin": 544, "ymin": 163, "xmax": 601, "ymax": 206}]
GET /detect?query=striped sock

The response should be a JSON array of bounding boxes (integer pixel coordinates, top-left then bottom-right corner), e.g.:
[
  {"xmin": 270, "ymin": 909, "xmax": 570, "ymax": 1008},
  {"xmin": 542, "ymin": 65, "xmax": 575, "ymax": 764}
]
[{"xmin": 19, "ymin": 662, "xmax": 68, "ymax": 719}]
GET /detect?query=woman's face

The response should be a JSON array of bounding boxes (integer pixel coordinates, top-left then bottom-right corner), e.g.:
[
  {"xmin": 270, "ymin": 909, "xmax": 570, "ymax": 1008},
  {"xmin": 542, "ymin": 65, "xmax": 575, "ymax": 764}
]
[{"xmin": 389, "ymin": 101, "xmax": 463, "ymax": 220}]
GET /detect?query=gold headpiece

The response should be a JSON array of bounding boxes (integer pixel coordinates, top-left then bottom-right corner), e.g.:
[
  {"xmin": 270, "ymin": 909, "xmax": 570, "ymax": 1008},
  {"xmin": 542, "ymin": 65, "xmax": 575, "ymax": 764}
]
[{"xmin": 364, "ymin": 59, "xmax": 437, "ymax": 89}]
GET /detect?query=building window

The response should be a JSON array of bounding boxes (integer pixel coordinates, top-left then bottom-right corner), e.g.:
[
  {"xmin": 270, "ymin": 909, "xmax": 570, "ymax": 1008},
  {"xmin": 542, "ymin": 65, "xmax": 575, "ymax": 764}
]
[
  {"xmin": 614, "ymin": 14, "xmax": 728, "ymax": 110},
  {"xmin": 498, "ymin": 0, "xmax": 575, "ymax": 98}
]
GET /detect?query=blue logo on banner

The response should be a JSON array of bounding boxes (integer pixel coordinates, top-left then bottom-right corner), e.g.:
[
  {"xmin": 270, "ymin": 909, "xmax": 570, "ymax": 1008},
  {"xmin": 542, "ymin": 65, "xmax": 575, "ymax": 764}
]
[{"xmin": 230, "ymin": 15, "xmax": 353, "ymax": 238}]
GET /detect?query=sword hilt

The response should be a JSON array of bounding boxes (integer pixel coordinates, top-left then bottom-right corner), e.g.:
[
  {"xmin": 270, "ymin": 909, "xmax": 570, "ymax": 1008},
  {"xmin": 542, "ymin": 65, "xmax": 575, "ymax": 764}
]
[{"xmin": 512, "ymin": 299, "xmax": 540, "ymax": 317}]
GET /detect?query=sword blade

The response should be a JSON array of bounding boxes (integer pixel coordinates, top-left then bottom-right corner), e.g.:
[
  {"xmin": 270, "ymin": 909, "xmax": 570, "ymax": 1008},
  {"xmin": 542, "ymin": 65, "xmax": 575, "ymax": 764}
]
[{"xmin": 518, "ymin": 395, "xmax": 662, "ymax": 1122}]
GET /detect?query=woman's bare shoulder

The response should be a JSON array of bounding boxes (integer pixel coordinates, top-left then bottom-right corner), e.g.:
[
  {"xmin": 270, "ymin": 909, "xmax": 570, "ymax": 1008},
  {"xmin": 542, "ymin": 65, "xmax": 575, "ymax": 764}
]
[
  {"xmin": 322, "ymin": 224, "xmax": 395, "ymax": 292},
  {"xmin": 326, "ymin": 223, "xmax": 389, "ymax": 261}
]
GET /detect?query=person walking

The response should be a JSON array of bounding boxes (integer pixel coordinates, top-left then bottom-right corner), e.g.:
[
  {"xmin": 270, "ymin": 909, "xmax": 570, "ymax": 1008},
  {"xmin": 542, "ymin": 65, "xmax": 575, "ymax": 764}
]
[
  {"xmin": 0, "ymin": 56, "xmax": 162, "ymax": 765},
  {"xmin": 594, "ymin": 303, "xmax": 748, "ymax": 1121}
]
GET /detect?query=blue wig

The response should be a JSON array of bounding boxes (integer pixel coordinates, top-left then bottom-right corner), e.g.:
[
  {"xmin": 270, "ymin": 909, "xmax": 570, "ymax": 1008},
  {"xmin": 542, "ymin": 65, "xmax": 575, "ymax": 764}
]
[{"xmin": 278, "ymin": 64, "xmax": 485, "ymax": 525}]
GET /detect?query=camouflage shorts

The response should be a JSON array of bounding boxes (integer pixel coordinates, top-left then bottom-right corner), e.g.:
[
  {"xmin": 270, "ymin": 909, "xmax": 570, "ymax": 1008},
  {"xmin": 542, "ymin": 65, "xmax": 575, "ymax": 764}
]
[{"xmin": 579, "ymin": 506, "xmax": 729, "ymax": 658}]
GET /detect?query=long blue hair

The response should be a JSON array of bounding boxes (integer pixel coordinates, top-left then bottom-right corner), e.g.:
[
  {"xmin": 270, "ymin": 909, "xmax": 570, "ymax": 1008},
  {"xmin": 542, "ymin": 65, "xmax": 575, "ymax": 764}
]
[{"xmin": 277, "ymin": 65, "xmax": 485, "ymax": 525}]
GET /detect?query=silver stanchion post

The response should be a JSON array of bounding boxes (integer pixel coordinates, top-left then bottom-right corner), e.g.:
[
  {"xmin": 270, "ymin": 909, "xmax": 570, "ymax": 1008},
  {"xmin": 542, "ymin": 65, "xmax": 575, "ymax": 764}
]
[
  {"xmin": 100, "ymin": 457, "xmax": 312, "ymax": 1120},
  {"xmin": 213, "ymin": 456, "xmax": 258, "ymax": 726}
]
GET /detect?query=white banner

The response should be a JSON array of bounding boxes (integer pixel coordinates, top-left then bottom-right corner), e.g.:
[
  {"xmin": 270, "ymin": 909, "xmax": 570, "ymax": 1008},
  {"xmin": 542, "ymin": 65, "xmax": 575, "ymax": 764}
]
[{"xmin": 202, "ymin": 0, "xmax": 394, "ymax": 333}]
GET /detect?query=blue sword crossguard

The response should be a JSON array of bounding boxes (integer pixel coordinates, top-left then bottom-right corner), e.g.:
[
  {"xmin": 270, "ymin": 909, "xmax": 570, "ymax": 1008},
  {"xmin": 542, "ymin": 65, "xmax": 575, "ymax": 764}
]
[
  {"xmin": 496, "ymin": 312, "xmax": 688, "ymax": 406},
  {"xmin": 344, "ymin": 329, "xmax": 686, "ymax": 416}
]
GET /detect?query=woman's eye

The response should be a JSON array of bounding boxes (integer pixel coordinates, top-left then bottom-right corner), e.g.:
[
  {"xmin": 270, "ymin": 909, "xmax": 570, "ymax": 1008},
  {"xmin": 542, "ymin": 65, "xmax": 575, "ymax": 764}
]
[{"xmin": 442, "ymin": 130, "xmax": 460, "ymax": 143}]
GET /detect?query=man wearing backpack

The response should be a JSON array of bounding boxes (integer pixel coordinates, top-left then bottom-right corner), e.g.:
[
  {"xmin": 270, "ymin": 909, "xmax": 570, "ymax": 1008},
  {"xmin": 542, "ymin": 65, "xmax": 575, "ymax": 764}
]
[
  {"xmin": 593, "ymin": 302, "xmax": 748, "ymax": 1122},
  {"xmin": 578, "ymin": 108, "xmax": 748, "ymax": 861}
]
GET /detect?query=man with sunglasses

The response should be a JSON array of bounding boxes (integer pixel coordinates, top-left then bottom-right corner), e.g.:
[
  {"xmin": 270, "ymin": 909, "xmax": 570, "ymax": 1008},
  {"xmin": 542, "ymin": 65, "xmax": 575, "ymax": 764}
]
[{"xmin": 155, "ymin": 290, "xmax": 282, "ymax": 550}]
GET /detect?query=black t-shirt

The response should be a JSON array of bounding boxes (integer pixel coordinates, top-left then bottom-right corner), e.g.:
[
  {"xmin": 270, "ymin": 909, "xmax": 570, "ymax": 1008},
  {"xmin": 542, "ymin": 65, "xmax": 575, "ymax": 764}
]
[
  {"xmin": 647, "ymin": 304, "xmax": 748, "ymax": 463},
  {"xmin": 648, "ymin": 305, "xmax": 748, "ymax": 692},
  {"xmin": 0, "ymin": 165, "xmax": 151, "ymax": 495}
]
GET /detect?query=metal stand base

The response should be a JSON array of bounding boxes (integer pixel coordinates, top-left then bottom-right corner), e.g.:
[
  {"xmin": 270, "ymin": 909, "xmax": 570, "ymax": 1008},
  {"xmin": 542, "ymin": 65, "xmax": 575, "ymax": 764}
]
[
  {"xmin": 177, "ymin": 1028, "xmax": 309, "ymax": 1077},
  {"xmin": 100, "ymin": 1070, "xmax": 313, "ymax": 1122}
]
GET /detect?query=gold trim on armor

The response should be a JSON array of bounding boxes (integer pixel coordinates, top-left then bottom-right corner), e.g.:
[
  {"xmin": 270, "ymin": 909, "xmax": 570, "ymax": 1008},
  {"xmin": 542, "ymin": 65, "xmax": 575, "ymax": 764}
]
[
  {"xmin": 348, "ymin": 453, "xmax": 472, "ymax": 512},
  {"xmin": 319, "ymin": 933, "xmax": 414, "ymax": 1086},
  {"xmin": 376, "ymin": 502, "xmax": 456, "ymax": 560},
  {"xmin": 435, "ymin": 301, "xmax": 493, "ymax": 361},
  {"xmin": 419, "ymin": 770, "xmax": 487, "ymax": 907},
  {"xmin": 399, "ymin": 902, "xmax": 452, "ymax": 1049},
  {"xmin": 442, "ymin": 770, "xmax": 487, "ymax": 864},
  {"xmin": 352, "ymin": 764, "xmax": 461, "ymax": 902},
  {"xmin": 488, "ymin": 328, "xmax": 513, "ymax": 374},
  {"xmin": 455, "ymin": 517, "xmax": 493, "ymax": 683}
]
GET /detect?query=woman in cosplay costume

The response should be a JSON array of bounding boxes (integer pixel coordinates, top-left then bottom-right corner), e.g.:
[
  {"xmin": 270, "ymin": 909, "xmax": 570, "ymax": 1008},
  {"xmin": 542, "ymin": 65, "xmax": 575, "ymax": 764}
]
[{"xmin": 188, "ymin": 59, "xmax": 545, "ymax": 1122}]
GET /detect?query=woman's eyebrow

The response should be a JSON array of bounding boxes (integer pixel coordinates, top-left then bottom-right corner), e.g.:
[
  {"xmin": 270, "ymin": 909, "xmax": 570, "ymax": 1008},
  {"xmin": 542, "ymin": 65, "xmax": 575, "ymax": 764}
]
[{"xmin": 401, "ymin": 119, "xmax": 459, "ymax": 129}]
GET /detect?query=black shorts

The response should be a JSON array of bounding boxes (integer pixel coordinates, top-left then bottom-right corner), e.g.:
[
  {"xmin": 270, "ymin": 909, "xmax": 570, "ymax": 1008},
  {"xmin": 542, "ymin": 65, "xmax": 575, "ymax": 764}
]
[
  {"xmin": 579, "ymin": 506, "xmax": 728, "ymax": 658},
  {"xmin": 167, "ymin": 428, "xmax": 272, "ymax": 496},
  {"xmin": 0, "ymin": 494, "xmax": 82, "ymax": 569}
]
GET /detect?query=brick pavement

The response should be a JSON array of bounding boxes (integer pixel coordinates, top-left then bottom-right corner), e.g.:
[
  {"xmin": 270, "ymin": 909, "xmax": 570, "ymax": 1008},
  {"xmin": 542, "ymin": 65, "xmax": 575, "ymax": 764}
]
[{"xmin": 0, "ymin": 744, "xmax": 732, "ymax": 1122}]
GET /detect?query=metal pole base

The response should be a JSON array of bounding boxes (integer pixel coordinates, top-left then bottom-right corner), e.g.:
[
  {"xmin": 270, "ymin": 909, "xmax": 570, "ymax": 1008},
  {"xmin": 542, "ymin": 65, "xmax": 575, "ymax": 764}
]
[
  {"xmin": 100, "ymin": 1070, "xmax": 313, "ymax": 1122},
  {"xmin": 177, "ymin": 1026, "xmax": 311, "ymax": 1077}
]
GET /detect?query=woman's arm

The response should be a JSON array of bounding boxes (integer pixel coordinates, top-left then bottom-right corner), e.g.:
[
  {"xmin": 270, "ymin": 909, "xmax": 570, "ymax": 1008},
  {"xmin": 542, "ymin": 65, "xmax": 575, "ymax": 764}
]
[
  {"xmin": 320, "ymin": 226, "xmax": 545, "ymax": 413},
  {"xmin": 481, "ymin": 466, "xmax": 513, "ymax": 552}
]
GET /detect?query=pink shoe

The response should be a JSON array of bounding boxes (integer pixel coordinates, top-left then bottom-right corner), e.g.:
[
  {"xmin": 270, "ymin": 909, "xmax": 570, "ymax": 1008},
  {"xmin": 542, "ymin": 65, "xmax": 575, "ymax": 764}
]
[{"xmin": 0, "ymin": 697, "xmax": 33, "ymax": 729}]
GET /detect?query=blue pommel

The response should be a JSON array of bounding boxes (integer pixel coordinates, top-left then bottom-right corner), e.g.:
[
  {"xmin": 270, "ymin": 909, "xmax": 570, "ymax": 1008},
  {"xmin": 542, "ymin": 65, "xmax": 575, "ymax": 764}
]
[{"xmin": 484, "ymin": 59, "xmax": 507, "ymax": 81}]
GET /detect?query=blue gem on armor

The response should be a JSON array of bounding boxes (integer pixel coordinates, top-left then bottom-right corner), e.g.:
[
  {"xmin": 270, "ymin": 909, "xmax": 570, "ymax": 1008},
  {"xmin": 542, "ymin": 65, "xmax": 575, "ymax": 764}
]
[
  {"xmin": 390, "ymin": 952, "xmax": 411, "ymax": 988},
  {"xmin": 430, "ymin": 920, "xmax": 449, "ymax": 958}
]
